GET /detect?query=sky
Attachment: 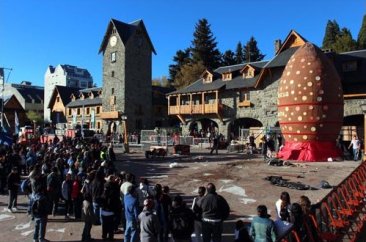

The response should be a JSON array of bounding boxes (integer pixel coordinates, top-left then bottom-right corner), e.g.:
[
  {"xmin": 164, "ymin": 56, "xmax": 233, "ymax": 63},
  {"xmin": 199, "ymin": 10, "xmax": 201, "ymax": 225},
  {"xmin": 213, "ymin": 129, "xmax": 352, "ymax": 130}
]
[{"xmin": 0, "ymin": 0, "xmax": 365, "ymax": 87}]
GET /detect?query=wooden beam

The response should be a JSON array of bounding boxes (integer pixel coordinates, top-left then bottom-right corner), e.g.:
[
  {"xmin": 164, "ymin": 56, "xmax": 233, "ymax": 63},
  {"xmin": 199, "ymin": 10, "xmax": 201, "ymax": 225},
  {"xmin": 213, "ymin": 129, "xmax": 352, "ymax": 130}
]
[
  {"xmin": 344, "ymin": 94, "xmax": 366, "ymax": 98},
  {"xmin": 190, "ymin": 94, "xmax": 193, "ymax": 114},
  {"xmin": 177, "ymin": 114, "xmax": 186, "ymax": 125},
  {"xmin": 202, "ymin": 93, "xmax": 205, "ymax": 114}
]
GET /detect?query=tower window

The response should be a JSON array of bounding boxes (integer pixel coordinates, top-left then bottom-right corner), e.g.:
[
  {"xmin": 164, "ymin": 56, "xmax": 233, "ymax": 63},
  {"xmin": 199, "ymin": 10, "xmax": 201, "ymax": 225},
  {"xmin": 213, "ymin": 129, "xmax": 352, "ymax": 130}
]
[
  {"xmin": 111, "ymin": 52, "xmax": 116, "ymax": 62},
  {"xmin": 111, "ymin": 88, "xmax": 114, "ymax": 95},
  {"xmin": 111, "ymin": 71, "xmax": 115, "ymax": 77}
]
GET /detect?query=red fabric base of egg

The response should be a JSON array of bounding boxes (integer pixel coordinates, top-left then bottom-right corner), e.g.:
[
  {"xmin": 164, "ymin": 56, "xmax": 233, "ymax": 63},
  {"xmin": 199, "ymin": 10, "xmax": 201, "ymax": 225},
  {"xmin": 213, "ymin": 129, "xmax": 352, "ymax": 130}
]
[{"xmin": 277, "ymin": 141, "xmax": 342, "ymax": 162}]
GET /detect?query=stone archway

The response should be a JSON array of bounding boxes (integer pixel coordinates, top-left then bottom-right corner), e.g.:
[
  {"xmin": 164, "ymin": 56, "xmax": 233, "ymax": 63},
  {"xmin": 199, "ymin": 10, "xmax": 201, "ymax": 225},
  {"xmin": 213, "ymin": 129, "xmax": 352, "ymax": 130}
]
[
  {"xmin": 189, "ymin": 118, "xmax": 218, "ymax": 137},
  {"xmin": 228, "ymin": 118, "xmax": 263, "ymax": 139},
  {"xmin": 342, "ymin": 115, "xmax": 364, "ymax": 141}
]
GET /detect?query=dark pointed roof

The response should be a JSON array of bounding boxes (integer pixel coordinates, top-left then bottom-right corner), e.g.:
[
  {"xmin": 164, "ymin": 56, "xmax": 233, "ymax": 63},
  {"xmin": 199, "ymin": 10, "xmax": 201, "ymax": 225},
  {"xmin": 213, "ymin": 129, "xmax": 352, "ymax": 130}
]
[
  {"xmin": 99, "ymin": 18, "xmax": 156, "ymax": 54},
  {"xmin": 47, "ymin": 85, "xmax": 81, "ymax": 109}
]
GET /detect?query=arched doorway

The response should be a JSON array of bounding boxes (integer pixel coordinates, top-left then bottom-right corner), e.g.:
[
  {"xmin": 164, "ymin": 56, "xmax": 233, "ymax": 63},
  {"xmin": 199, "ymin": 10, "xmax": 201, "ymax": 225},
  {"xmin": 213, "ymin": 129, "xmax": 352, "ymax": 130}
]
[
  {"xmin": 342, "ymin": 115, "xmax": 364, "ymax": 142},
  {"xmin": 189, "ymin": 118, "xmax": 218, "ymax": 137},
  {"xmin": 228, "ymin": 118, "xmax": 263, "ymax": 139}
]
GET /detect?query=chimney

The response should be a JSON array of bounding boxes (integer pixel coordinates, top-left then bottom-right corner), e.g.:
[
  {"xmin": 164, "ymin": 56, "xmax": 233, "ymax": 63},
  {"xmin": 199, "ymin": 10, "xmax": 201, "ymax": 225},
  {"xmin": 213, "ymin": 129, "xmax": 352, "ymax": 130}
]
[{"xmin": 274, "ymin": 39, "xmax": 282, "ymax": 54}]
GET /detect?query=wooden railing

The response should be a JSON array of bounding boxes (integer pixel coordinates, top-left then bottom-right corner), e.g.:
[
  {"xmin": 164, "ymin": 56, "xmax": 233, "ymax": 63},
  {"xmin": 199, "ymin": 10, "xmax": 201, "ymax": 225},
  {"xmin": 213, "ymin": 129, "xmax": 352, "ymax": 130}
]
[{"xmin": 168, "ymin": 103, "xmax": 219, "ymax": 115}]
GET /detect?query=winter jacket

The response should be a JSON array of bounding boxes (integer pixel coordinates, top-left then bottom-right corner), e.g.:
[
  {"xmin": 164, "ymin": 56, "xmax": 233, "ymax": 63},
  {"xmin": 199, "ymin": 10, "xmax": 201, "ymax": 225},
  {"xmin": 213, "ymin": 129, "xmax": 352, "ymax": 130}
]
[
  {"xmin": 62, "ymin": 180, "xmax": 72, "ymax": 200},
  {"xmin": 124, "ymin": 193, "xmax": 139, "ymax": 222},
  {"xmin": 139, "ymin": 209, "xmax": 160, "ymax": 242},
  {"xmin": 7, "ymin": 172, "xmax": 20, "ymax": 191},
  {"xmin": 250, "ymin": 216, "xmax": 276, "ymax": 242},
  {"xmin": 71, "ymin": 180, "xmax": 81, "ymax": 200},
  {"xmin": 200, "ymin": 192, "xmax": 230, "ymax": 221}
]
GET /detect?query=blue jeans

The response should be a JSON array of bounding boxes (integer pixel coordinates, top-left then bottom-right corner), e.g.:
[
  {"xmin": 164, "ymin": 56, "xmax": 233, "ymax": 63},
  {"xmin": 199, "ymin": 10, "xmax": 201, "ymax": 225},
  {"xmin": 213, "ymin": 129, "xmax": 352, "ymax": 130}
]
[
  {"xmin": 125, "ymin": 220, "xmax": 138, "ymax": 242},
  {"xmin": 33, "ymin": 217, "xmax": 47, "ymax": 241},
  {"xmin": 353, "ymin": 149, "xmax": 360, "ymax": 161},
  {"xmin": 92, "ymin": 202, "xmax": 101, "ymax": 225}
]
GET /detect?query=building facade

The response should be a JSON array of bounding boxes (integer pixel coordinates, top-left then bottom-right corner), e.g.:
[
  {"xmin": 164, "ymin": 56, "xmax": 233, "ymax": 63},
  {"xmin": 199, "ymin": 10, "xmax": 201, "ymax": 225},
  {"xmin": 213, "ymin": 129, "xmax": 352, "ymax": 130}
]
[
  {"xmin": 44, "ymin": 64, "xmax": 93, "ymax": 122},
  {"xmin": 99, "ymin": 18, "xmax": 156, "ymax": 134},
  {"xmin": 167, "ymin": 30, "xmax": 366, "ymax": 141},
  {"xmin": 3, "ymin": 81, "xmax": 44, "ymax": 119}
]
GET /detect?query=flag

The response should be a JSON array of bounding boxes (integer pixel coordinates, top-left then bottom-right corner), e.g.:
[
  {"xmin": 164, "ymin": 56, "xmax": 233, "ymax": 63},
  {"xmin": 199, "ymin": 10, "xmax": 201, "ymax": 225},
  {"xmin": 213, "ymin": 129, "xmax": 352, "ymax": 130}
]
[
  {"xmin": 72, "ymin": 109, "xmax": 77, "ymax": 125},
  {"xmin": 14, "ymin": 111, "xmax": 20, "ymax": 135}
]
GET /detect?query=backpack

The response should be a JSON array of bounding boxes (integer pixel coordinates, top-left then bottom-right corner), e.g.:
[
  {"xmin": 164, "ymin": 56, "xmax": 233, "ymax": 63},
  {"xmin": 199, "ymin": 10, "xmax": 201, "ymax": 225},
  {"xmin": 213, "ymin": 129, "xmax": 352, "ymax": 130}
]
[
  {"xmin": 21, "ymin": 178, "xmax": 31, "ymax": 194},
  {"xmin": 31, "ymin": 195, "xmax": 48, "ymax": 217}
]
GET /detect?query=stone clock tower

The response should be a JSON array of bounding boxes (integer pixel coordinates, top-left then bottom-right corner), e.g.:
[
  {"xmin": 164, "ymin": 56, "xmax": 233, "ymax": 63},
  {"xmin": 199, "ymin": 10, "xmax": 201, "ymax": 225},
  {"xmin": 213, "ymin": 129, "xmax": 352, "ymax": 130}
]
[{"xmin": 99, "ymin": 19, "xmax": 156, "ymax": 134}]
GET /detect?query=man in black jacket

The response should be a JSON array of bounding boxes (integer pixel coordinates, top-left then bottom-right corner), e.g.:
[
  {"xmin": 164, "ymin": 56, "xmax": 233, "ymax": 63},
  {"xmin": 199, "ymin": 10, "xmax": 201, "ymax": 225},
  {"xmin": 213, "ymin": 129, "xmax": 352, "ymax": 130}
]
[
  {"xmin": 7, "ymin": 166, "xmax": 20, "ymax": 212},
  {"xmin": 169, "ymin": 195, "xmax": 195, "ymax": 242},
  {"xmin": 199, "ymin": 183, "xmax": 230, "ymax": 242}
]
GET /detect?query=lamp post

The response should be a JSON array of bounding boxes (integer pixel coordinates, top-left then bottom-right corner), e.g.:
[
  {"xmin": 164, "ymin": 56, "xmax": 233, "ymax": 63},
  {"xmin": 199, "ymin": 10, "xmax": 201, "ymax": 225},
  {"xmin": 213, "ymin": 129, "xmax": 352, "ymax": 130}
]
[
  {"xmin": 360, "ymin": 104, "xmax": 366, "ymax": 160},
  {"xmin": 121, "ymin": 114, "xmax": 129, "ymax": 153}
]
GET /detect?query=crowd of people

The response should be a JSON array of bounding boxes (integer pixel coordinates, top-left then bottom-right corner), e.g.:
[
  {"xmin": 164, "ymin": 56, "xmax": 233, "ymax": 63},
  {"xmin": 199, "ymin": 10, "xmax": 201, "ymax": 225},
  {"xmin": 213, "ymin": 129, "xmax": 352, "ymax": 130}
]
[{"xmin": 0, "ymin": 135, "xmax": 320, "ymax": 242}]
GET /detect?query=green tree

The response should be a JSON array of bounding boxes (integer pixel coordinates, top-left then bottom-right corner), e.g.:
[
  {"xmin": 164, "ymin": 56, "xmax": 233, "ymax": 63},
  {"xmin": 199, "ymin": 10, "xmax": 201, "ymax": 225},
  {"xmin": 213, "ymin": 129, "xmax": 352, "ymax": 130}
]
[
  {"xmin": 221, "ymin": 50, "xmax": 236, "ymax": 66},
  {"xmin": 191, "ymin": 18, "xmax": 221, "ymax": 69},
  {"xmin": 322, "ymin": 20, "xmax": 340, "ymax": 49},
  {"xmin": 357, "ymin": 15, "xmax": 366, "ymax": 49},
  {"xmin": 243, "ymin": 36, "xmax": 265, "ymax": 62},
  {"xmin": 168, "ymin": 48, "xmax": 191, "ymax": 82},
  {"xmin": 235, "ymin": 42, "xmax": 245, "ymax": 64},
  {"xmin": 333, "ymin": 28, "xmax": 357, "ymax": 53},
  {"xmin": 26, "ymin": 111, "xmax": 43, "ymax": 124},
  {"xmin": 174, "ymin": 61, "xmax": 206, "ymax": 89}
]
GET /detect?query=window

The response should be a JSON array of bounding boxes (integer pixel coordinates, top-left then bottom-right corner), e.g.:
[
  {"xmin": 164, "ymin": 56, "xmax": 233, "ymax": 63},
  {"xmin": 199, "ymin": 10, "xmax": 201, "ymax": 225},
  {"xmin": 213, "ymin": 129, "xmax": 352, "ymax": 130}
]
[
  {"xmin": 96, "ymin": 106, "xmax": 100, "ymax": 114},
  {"xmin": 111, "ymin": 52, "xmax": 116, "ymax": 62},
  {"xmin": 68, "ymin": 109, "xmax": 72, "ymax": 116},
  {"xmin": 222, "ymin": 73, "xmax": 232, "ymax": 81},
  {"xmin": 203, "ymin": 74, "xmax": 213, "ymax": 83},
  {"xmin": 77, "ymin": 108, "xmax": 80, "ymax": 115},
  {"xmin": 111, "ymin": 88, "xmax": 114, "ymax": 95},
  {"xmin": 56, "ymin": 97, "xmax": 60, "ymax": 102},
  {"xmin": 342, "ymin": 61, "xmax": 357, "ymax": 72},
  {"xmin": 86, "ymin": 107, "xmax": 90, "ymax": 115},
  {"xmin": 111, "ymin": 71, "xmax": 115, "ymax": 77},
  {"xmin": 240, "ymin": 91, "xmax": 250, "ymax": 102}
]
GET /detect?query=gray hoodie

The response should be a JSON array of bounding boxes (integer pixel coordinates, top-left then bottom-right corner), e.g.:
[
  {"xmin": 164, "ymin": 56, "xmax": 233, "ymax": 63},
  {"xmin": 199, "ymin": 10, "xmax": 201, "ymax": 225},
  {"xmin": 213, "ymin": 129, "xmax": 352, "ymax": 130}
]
[{"xmin": 138, "ymin": 208, "xmax": 160, "ymax": 242}]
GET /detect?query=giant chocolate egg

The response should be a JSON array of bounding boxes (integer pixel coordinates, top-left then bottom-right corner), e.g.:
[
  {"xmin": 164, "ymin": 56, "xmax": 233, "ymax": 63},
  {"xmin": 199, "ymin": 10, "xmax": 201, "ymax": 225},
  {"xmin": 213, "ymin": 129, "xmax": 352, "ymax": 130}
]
[{"xmin": 278, "ymin": 43, "xmax": 343, "ymax": 144}]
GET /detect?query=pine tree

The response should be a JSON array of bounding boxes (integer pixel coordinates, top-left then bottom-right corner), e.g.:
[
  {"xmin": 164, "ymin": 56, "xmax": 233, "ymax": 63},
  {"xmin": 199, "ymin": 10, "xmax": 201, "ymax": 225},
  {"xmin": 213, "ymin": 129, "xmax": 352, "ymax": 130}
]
[
  {"xmin": 322, "ymin": 20, "xmax": 340, "ymax": 50},
  {"xmin": 243, "ymin": 36, "xmax": 265, "ymax": 62},
  {"xmin": 235, "ymin": 42, "xmax": 245, "ymax": 64},
  {"xmin": 174, "ymin": 62, "xmax": 206, "ymax": 89},
  {"xmin": 357, "ymin": 15, "xmax": 366, "ymax": 49},
  {"xmin": 168, "ymin": 48, "xmax": 191, "ymax": 82},
  {"xmin": 333, "ymin": 28, "xmax": 357, "ymax": 53},
  {"xmin": 191, "ymin": 18, "xmax": 222, "ymax": 69},
  {"xmin": 222, "ymin": 50, "xmax": 236, "ymax": 66}
]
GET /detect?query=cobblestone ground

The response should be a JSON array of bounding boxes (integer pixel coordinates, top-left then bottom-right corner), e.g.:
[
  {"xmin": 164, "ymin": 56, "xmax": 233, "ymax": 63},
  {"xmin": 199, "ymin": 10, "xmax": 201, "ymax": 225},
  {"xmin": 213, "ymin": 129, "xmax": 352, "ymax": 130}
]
[{"xmin": 0, "ymin": 146, "xmax": 359, "ymax": 241}]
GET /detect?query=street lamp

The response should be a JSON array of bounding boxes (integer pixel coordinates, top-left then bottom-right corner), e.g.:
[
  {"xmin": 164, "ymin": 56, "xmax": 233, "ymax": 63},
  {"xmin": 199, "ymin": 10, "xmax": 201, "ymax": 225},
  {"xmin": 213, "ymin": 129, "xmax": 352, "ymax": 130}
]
[
  {"xmin": 360, "ymin": 103, "xmax": 366, "ymax": 160},
  {"xmin": 121, "ymin": 114, "xmax": 129, "ymax": 153}
]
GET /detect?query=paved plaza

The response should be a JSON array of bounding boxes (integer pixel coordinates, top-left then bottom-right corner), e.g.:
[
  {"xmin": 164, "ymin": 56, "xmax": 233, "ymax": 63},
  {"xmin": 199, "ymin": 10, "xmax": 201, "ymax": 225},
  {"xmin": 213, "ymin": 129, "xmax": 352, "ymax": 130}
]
[{"xmin": 0, "ymin": 146, "xmax": 360, "ymax": 241}]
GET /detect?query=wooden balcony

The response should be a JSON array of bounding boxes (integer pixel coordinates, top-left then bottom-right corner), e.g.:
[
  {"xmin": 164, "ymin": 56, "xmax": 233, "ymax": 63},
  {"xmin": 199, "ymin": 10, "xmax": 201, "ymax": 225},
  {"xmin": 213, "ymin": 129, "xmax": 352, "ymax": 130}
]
[
  {"xmin": 238, "ymin": 100, "xmax": 252, "ymax": 107},
  {"xmin": 168, "ymin": 103, "xmax": 219, "ymax": 115},
  {"xmin": 100, "ymin": 111, "xmax": 120, "ymax": 119}
]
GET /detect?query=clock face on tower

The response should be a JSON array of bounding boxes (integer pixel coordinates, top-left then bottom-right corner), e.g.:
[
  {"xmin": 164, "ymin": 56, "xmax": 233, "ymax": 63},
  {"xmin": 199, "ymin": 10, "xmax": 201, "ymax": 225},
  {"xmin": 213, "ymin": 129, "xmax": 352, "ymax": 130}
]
[{"xmin": 109, "ymin": 35, "xmax": 117, "ymax": 47}]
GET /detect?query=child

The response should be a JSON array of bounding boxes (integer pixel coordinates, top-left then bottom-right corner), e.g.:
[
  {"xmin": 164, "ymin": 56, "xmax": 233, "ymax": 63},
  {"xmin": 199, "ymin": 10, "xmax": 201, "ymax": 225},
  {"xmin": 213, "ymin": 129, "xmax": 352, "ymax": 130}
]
[{"xmin": 234, "ymin": 220, "xmax": 252, "ymax": 242}]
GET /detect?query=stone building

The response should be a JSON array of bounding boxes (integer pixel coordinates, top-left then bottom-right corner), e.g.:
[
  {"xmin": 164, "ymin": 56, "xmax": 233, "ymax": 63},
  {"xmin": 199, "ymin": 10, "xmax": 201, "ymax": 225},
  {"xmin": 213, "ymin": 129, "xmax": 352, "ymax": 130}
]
[
  {"xmin": 44, "ymin": 64, "xmax": 93, "ymax": 122},
  {"xmin": 65, "ymin": 87, "xmax": 103, "ymax": 131},
  {"xmin": 99, "ymin": 18, "xmax": 156, "ymax": 134},
  {"xmin": 167, "ymin": 30, "xmax": 366, "ymax": 141}
]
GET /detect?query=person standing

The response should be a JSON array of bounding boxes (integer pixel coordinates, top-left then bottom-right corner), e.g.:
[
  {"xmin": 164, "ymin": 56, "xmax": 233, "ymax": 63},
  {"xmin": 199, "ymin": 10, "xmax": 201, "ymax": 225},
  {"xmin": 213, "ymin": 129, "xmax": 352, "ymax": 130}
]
[
  {"xmin": 199, "ymin": 183, "xmax": 230, "ymax": 242},
  {"xmin": 169, "ymin": 195, "xmax": 195, "ymax": 242},
  {"xmin": 7, "ymin": 166, "xmax": 20, "ymax": 212},
  {"xmin": 62, "ymin": 173, "xmax": 73, "ymax": 219},
  {"xmin": 81, "ymin": 193, "xmax": 95, "ymax": 242},
  {"xmin": 139, "ymin": 198, "xmax": 161, "ymax": 242},
  {"xmin": 47, "ymin": 167, "xmax": 61, "ymax": 216},
  {"xmin": 348, "ymin": 135, "xmax": 361, "ymax": 161},
  {"xmin": 124, "ymin": 185, "xmax": 139, "ymax": 242},
  {"xmin": 210, "ymin": 133, "xmax": 219, "ymax": 155},
  {"xmin": 192, "ymin": 186, "xmax": 206, "ymax": 242},
  {"xmin": 32, "ymin": 192, "xmax": 50, "ymax": 242},
  {"xmin": 250, "ymin": 205, "xmax": 276, "ymax": 242}
]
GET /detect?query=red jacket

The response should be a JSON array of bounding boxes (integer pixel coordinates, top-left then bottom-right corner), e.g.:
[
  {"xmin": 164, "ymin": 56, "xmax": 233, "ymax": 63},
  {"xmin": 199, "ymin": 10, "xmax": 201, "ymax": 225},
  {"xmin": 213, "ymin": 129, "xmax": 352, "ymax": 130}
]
[{"xmin": 71, "ymin": 180, "xmax": 80, "ymax": 200}]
